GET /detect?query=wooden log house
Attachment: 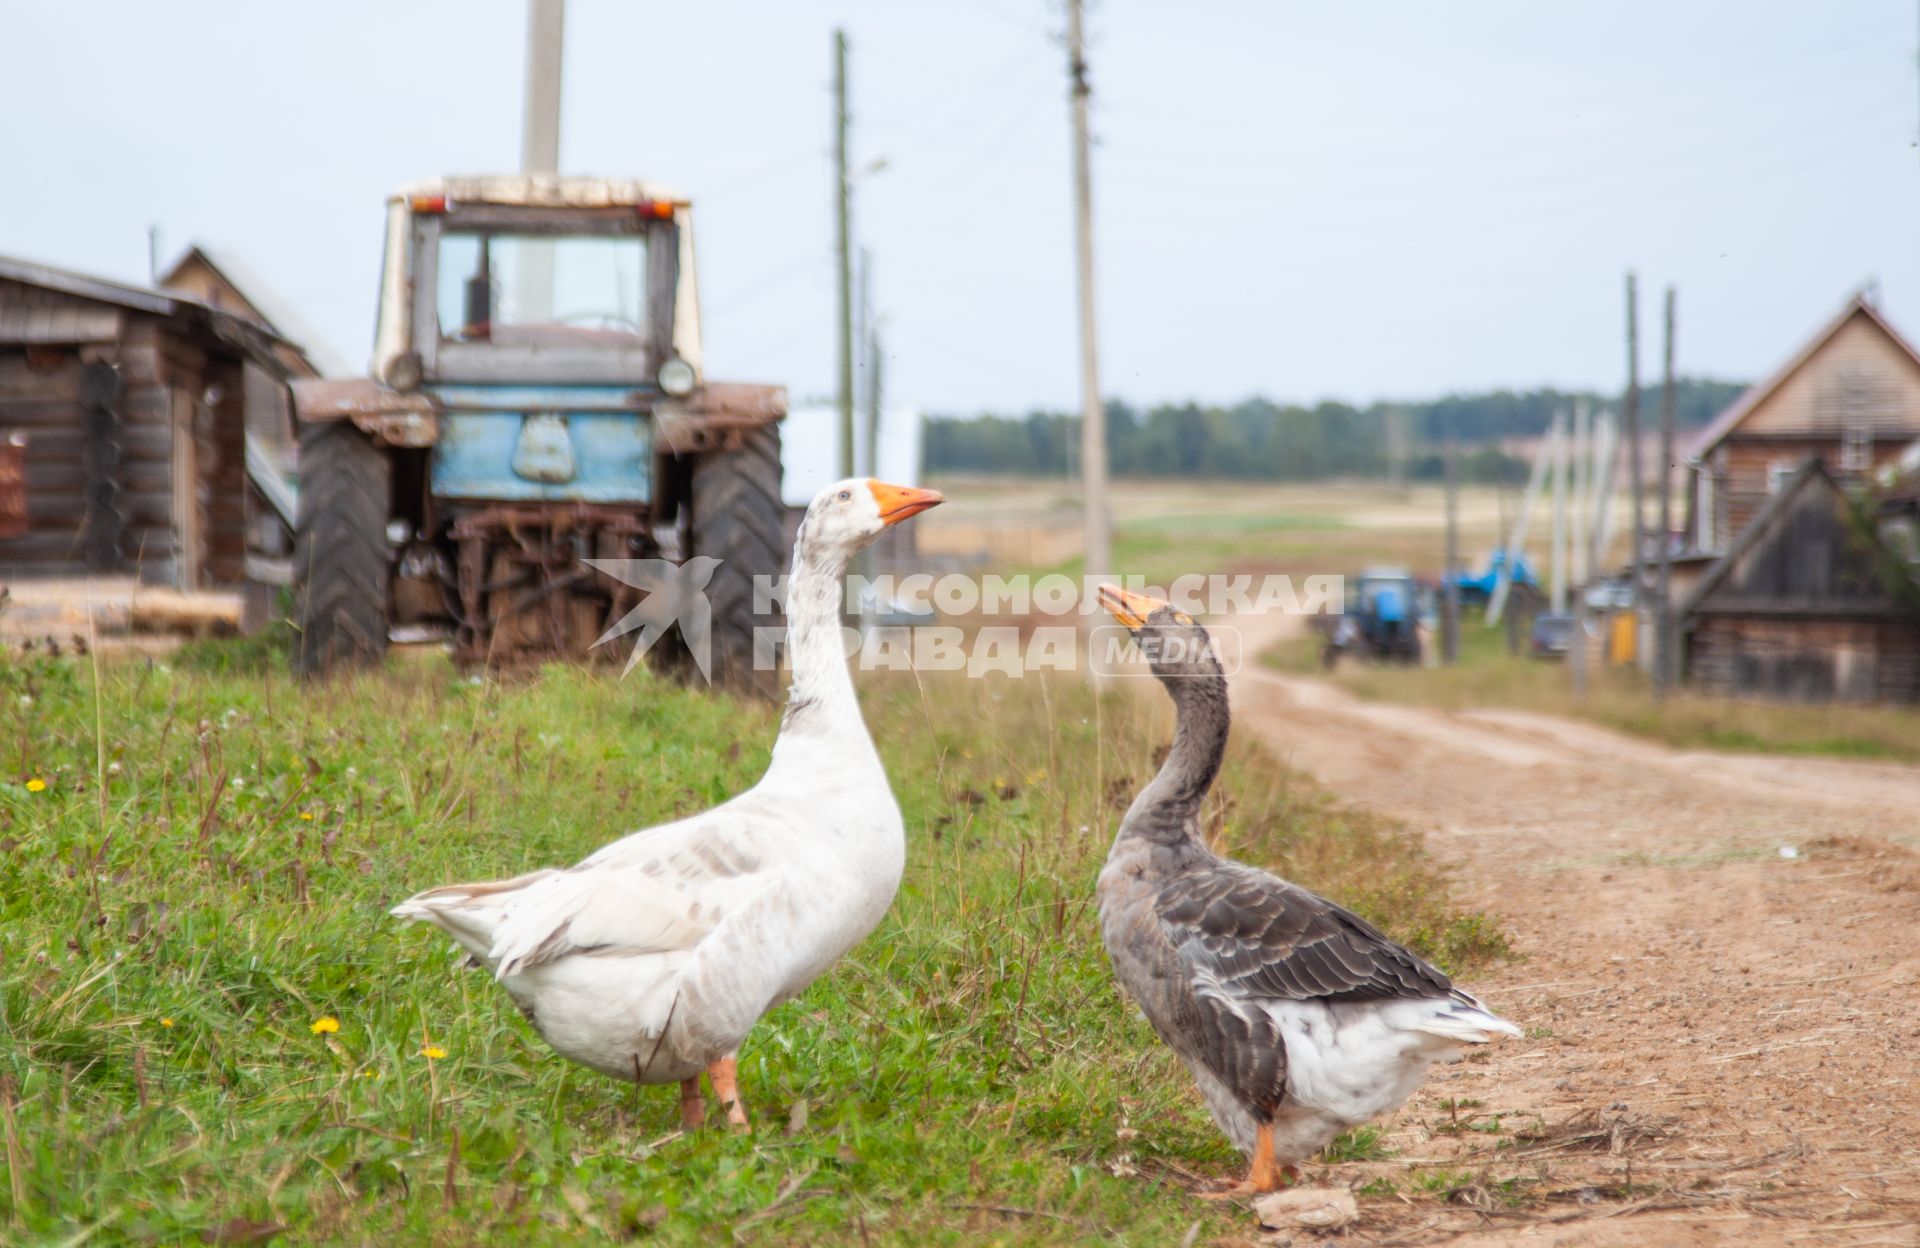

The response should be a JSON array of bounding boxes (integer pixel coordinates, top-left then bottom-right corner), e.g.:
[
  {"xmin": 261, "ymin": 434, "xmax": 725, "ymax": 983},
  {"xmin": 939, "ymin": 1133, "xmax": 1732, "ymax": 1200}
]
[
  {"xmin": 0, "ymin": 255, "xmax": 290, "ymax": 595},
  {"xmin": 1677, "ymin": 295, "xmax": 1920, "ymax": 702}
]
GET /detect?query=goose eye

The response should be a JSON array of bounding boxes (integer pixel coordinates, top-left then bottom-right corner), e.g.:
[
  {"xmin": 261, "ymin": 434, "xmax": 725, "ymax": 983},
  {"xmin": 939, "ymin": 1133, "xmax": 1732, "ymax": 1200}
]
[{"xmin": 837, "ymin": 490, "xmax": 851, "ymax": 501}]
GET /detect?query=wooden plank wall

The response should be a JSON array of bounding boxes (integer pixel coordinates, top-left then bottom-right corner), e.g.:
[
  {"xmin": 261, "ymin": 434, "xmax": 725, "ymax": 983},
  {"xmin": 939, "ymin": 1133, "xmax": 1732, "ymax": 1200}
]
[
  {"xmin": 0, "ymin": 350, "xmax": 90, "ymax": 572},
  {"xmin": 206, "ymin": 361, "xmax": 247, "ymax": 584},
  {"xmin": 116, "ymin": 317, "xmax": 181, "ymax": 583},
  {"xmin": 1691, "ymin": 616, "xmax": 1920, "ymax": 703},
  {"xmin": 1, "ymin": 285, "xmax": 259, "ymax": 589}
]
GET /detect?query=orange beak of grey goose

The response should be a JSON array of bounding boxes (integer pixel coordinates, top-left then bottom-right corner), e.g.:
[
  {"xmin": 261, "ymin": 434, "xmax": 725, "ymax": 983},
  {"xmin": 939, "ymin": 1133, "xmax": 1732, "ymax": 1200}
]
[{"xmin": 1098, "ymin": 583, "xmax": 1171, "ymax": 630}]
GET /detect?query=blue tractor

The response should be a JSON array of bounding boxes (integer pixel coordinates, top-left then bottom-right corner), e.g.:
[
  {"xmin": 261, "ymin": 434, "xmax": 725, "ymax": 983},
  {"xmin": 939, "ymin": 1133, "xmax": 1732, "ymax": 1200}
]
[
  {"xmin": 288, "ymin": 176, "xmax": 789, "ymax": 691},
  {"xmin": 1326, "ymin": 567, "xmax": 1424, "ymax": 666}
]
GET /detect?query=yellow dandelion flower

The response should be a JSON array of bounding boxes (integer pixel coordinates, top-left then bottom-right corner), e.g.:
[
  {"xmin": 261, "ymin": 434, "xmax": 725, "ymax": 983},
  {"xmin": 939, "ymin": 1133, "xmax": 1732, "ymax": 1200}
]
[
  {"xmin": 160, "ymin": 1017, "xmax": 174, "ymax": 1028},
  {"xmin": 25, "ymin": 778, "xmax": 46, "ymax": 793},
  {"xmin": 310, "ymin": 1016, "xmax": 340, "ymax": 1035},
  {"xmin": 420, "ymin": 1045, "xmax": 447, "ymax": 1060},
  {"xmin": 299, "ymin": 811, "xmax": 315, "ymax": 821}
]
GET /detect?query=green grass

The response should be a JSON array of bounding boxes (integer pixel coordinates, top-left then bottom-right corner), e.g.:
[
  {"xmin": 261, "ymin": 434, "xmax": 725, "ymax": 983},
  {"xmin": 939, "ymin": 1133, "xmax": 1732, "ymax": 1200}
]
[
  {"xmin": 0, "ymin": 647, "xmax": 1501, "ymax": 1245},
  {"xmin": 1266, "ymin": 607, "xmax": 1920, "ymax": 764}
]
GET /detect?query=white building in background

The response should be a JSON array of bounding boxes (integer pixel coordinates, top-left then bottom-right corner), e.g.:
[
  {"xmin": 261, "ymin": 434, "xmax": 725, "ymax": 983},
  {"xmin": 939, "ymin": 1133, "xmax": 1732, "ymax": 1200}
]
[{"xmin": 778, "ymin": 404, "xmax": 924, "ymax": 507}]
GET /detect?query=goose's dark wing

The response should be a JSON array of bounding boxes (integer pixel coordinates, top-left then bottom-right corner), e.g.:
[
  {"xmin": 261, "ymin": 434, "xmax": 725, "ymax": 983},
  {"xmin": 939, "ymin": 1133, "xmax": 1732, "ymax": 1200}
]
[{"xmin": 1155, "ymin": 861, "xmax": 1453, "ymax": 1006}]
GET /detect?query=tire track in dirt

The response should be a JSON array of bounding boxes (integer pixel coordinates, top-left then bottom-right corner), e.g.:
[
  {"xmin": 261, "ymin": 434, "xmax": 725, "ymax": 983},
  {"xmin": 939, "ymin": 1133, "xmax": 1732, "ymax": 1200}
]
[{"xmin": 1223, "ymin": 612, "xmax": 1920, "ymax": 1247}]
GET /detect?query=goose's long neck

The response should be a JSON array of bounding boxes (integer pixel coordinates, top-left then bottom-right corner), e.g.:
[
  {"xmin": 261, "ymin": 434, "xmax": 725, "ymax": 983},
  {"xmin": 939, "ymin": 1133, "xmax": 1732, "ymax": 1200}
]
[
  {"xmin": 1121, "ymin": 670, "xmax": 1231, "ymax": 845},
  {"xmin": 780, "ymin": 536, "xmax": 865, "ymax": 737}
]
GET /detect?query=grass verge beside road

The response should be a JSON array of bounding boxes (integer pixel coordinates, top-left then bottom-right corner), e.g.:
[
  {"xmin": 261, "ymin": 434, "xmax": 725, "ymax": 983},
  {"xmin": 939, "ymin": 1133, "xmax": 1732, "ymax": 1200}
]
[{"xmin": 0, "ymin": 647, "xmax": 1500, "ymax": 1245}]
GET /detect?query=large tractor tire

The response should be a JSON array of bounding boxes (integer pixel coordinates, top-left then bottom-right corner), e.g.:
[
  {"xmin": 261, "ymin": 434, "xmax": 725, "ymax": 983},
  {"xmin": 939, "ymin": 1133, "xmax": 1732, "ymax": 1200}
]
[
  {"xmin": 687, "ymin": 424, "xmax": 788, "ymax": 696},
  {"xmin": 293, "ymin": 420, "xmax": 391, "ymax": 678}
]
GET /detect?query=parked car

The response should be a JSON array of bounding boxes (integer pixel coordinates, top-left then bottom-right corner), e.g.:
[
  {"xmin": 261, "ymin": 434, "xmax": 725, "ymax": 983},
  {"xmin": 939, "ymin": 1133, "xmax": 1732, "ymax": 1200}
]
[{"xmin": 1529, "ymin": 613, "xmax": 1574, "ymax": 659}]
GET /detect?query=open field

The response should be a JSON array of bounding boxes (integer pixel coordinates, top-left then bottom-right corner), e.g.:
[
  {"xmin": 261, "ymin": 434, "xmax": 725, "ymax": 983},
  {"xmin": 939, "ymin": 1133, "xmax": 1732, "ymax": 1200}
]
[
  {"xmin": 0, "ymin": 642, "xmax": 1499, "ymax": 1245},
  {"xmin": 919, "ymin": 475, "xmax": 1517, "ymax": 584}
]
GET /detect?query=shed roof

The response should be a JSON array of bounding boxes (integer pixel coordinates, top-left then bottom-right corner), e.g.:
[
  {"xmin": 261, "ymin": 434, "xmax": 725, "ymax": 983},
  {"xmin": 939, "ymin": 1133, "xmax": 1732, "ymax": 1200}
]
[
  {"xmin": 0, "ymin": 254, "xmax": 177, "ymax": 316},
  {"xmin": 160, "ymin": 244, "xmax": 353, "ymax": 378},
  {"xmin": 1687, "ymin": 294, "xmax": 1920, "ymax": 462},
  {"xmin": 0, "ymin": 252, "xmax": 293, "ymax": 379}
]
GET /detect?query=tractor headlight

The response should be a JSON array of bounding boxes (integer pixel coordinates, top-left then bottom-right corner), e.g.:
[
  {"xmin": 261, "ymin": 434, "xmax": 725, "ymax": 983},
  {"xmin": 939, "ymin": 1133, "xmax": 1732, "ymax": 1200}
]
[
  {"xmin": 385, "ymin": 350, "xmax": 424, "ymax": 392},
  {"xmin": 657, "ymin": 356, "xmax": 696, "ymax": 397}
]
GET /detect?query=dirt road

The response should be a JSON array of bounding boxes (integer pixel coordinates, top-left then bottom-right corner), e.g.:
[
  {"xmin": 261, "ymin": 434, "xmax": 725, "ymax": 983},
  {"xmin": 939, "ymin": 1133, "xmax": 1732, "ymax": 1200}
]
[{"xmin": 1226, "ymin": 616, "xmax": 1920, "ymax": 1246}]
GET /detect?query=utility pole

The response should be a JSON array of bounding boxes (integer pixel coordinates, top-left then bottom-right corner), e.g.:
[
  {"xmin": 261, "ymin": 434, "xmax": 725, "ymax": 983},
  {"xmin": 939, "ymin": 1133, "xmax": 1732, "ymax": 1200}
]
[
  {"xmin": 1590, "ymin": 406, "xmax": 1620, "ymax": 573},
  {"xmin": 1067, "ymin": 0, "xmax": 1109, "ymax": 585},
  {"xmin": 860, "ymin": 248, "xmax": 883, "ymax": 477},
  {"xmin": 520, "ymin": 0, "xmax": 564, "ymax": 172},
  {"xmin": 1442, "ymin": 438, "xmax": 1460, "ymax": 665},
  {"xmin": 1386, "ymin": 406, "xmax": 1408, "ymax": 492},
  {"xmin": 1623, "ymin": 273, "xmax": 1645, "ymax": 667},
  {"xmin": 1571, "ymin": 398, "xmax": 1591, "ymax": 588},
  {"xmin": 1654, "ymin": 287, "xmax": 1677, "ymax": 697},
  {"xmin": 834, "ymin": 29, "xmax": 855, "ymax": 479},
  {"xmin": 518, "ymin": 0, "xmax": 565, "ymax": 321},
  {"xmin": 1571, "ymin": 404, "xmax": 1590, "ymax": 697},
  {"xmin": 1549, "ymin": 407, "xmax": 1568, "ymax": 617}
]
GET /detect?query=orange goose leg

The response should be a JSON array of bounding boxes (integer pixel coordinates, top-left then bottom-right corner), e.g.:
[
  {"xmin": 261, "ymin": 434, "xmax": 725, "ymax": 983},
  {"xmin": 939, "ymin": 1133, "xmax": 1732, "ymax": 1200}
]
[
  {"xmin": 706, "ymin": 1054, "xmax": 750, "ymax": 1131},
  {"xmin": 1199, "ymin": 1124, "xmax": 1299, "ymax": 1199}
]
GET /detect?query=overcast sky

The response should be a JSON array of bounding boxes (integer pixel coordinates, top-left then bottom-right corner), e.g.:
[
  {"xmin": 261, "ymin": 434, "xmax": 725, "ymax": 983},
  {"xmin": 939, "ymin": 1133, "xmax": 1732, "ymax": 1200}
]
[{"xmin": 7, "ymin": 2, "xmax": 1918, "ymax": 413}]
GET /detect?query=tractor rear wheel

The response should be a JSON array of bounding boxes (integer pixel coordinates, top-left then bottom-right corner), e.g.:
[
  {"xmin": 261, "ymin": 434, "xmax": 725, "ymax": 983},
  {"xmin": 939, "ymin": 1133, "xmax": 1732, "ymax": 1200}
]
[
  {"xmin": 293, "ymin": 420, "xmax": 391, "ymax": 677},
  {"xmin": 686, "ymin": 425, "xmax": 788, "ymax": 696}
]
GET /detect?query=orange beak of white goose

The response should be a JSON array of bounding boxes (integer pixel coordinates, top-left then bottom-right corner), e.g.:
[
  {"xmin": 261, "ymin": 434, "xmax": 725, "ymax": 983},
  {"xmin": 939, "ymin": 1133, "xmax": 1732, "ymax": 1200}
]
[
  {"xmin": 1099, "ymin": 584, "xmax": 1169, "ymax": 630},
  {"xmin": 869, "ymin": 481, "xmax": 944, "ymax": 526}
]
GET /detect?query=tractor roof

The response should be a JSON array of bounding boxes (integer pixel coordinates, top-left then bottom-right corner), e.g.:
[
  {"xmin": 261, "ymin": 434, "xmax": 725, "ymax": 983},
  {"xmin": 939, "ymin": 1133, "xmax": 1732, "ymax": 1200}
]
[{"xmin": 393, "ymin": 174, "xmax": 687, "ymax": 210}]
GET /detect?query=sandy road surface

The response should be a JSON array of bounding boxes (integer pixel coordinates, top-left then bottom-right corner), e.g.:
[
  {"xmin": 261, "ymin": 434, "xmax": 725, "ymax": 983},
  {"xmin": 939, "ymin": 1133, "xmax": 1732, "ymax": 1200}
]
[{"xmin": 1224, "ymin": 613, "xmax": 1920, "ymax": 1246}]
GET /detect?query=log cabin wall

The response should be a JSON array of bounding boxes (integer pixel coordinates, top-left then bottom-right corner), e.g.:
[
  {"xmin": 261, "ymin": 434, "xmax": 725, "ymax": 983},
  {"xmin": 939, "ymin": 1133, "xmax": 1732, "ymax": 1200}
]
[
  {"xmin": 0, "ymin": 273, "xmax": 268, "ymax": 589},
  {"xmin": 0, "ymin": 348, "xmax": 91, "ymax": 574},
  {"xmin": 1689, "ymin": 616, "xmax": 1920, "ymax": 703}
]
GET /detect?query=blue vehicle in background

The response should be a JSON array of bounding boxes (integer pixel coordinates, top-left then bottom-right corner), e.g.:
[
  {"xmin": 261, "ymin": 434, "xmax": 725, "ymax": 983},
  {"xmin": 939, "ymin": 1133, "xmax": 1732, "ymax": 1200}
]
[
  {"xmin": 287, "ymin": 176, "xmax": 790, "ymax": 691},
  {"xmin": 1325, "ymin": 567, "xmax": 1425, "ymax": 666},
  {"xmin": 1447, "ymin": 548, "xmax": 1540, "ymax": 604}
]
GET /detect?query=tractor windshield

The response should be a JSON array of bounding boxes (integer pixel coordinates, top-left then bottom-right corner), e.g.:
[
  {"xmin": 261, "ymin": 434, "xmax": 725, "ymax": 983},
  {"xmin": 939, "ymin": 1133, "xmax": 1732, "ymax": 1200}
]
[{"xmin": 436, "ymin": 231, "xmax": 648, "ymax": 346}]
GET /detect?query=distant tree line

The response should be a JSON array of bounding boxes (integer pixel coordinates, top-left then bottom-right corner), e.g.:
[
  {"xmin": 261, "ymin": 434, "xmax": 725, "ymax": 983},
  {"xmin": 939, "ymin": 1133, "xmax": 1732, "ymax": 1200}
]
[{"xmin": 923, "ymin": 379, "xmax": 1747, "ymax": 483}]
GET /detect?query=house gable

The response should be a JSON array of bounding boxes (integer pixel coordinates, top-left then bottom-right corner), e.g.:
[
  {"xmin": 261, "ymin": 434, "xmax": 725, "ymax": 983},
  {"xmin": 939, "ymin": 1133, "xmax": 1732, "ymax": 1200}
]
[
  {"xmin": 1691, "ymin": 299, "xmax": 1920, "ymax": 459},
  {"xmin": 1738, "ymin": 310, "xmax": 1920, "ymax": 443}
]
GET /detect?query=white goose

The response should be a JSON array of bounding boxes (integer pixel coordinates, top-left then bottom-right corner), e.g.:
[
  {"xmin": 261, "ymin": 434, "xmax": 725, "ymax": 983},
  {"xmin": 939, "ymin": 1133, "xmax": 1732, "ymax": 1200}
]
[{"xmin": 393, "ymin": 479, "xmax": 943, "ymax": 1129}]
